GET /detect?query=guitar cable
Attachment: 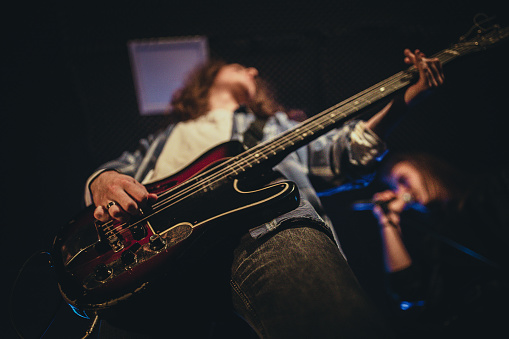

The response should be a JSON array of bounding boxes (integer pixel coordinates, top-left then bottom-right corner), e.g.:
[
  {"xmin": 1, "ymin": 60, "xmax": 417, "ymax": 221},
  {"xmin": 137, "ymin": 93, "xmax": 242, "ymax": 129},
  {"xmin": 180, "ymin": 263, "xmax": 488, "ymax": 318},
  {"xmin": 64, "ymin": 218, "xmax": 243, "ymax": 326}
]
[
  {"xmin": 9, "ymin": 250, "xmax": 100, "ymax": 339},
  {"xmin": 9, "ymin": 250, "xmax": 59, "ymax": 339}
]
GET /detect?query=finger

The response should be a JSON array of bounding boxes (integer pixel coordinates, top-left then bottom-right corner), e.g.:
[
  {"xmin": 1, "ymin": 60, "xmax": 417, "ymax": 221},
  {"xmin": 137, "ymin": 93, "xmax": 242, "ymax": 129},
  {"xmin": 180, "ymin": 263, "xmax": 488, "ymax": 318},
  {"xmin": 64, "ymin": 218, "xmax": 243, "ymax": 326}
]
[
  {"xmin": 109, "ymin": 193, "xmax": 158, "ymax": 221},
  {"xmin": 422, "ymin": 60, "xmax": 439, "ymax": 87},
  {"xmin": 436, "ymin": 59, "xmax": 444, "ymax": 80},
  {"xmin": 107, "ymin": 179, "xmax": 146, "ymax": 215},
  {"xmin": 147, "ymin": 193, "xmax": 158, "ymax": 203},
  {"xmin": 428, "ymin": 60, "xmax": 444, "ymax": 86},
  {"xmin": 403, "ymin": 48, "xmax": 415, "ymax": 65},
  {"xmin": 94, "ymin": 206, "xmax": 110, "ymax": 222},
  {"xmin": 131, "ymin": 181, "xmax": 149, "ymax": 197},
  {"xmin": 373, "ymin": 190, "xmax": 396, "ymax": 202},
  {"xmin": 107, "ymin": 203, "xmax": 130, "ymax": 222},
  {"xmin": 116, "ymin": 193, "xmax": 142, "ymax": 217},
  {"xmin": 119, "ymin": 177, "xmax": 148, "ymax": 201},
  {"xmin": 373, "ymin": 205, "xmax": 396, "ymax": 228},
  {"xmin": 123, "ymin": 190, "xmax": 158, "ymax": 215},
  {"xmin": 413, "ymin": 52, "xmax": 430, "ymax": 82},
  {"xmin": 389, "ymin": 196, "xmax": 408, "ymax": 214},
  {"xmin": 425, "ymin": 67, "xmax": 434, "ymax": 88},
  {"xmin": 373, "ymin": 205, "xmax": 383, "ymax": 217},
  {"xmin": 123, "ymin": 181, "xmax": 157, "ymax": 208},
  {"xmin": 411, "ymin": 49, "xmax": 423, "ymax": 66}
]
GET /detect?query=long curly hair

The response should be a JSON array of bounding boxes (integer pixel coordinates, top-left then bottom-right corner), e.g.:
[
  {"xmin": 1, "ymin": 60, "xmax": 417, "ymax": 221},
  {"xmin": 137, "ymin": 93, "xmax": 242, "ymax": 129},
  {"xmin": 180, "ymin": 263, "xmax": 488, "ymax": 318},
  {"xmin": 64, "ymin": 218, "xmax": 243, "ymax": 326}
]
[{"xmin": 167, "ymin": 59, "xmax": 283, "ymax": 122}]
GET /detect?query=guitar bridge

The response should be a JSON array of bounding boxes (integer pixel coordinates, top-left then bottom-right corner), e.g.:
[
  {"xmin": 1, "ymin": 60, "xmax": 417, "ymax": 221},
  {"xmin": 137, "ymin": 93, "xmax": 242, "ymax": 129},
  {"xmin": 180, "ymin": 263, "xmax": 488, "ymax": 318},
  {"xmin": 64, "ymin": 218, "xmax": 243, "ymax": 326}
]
[{"xmin": 95, "ymin": 220, "xmax": 126, "ymax": 253}]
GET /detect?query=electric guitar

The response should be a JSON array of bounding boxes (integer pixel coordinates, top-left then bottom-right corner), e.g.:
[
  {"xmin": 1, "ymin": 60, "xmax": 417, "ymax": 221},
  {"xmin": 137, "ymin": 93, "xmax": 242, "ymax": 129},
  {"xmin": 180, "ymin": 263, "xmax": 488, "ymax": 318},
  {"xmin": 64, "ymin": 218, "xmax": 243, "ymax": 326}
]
[{"xmin": 52, "ymin": 22, "xmax": 509, "ymax": 316}]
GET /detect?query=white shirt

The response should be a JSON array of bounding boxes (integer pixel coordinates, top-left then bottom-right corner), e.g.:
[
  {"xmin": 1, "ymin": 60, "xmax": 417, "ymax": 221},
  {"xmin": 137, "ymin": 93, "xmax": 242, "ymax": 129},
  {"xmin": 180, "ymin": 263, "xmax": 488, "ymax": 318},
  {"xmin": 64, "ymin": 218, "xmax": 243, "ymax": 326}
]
[{"xmin": 144, "ymin": 108, "xmax": 234, "ymax": 184}]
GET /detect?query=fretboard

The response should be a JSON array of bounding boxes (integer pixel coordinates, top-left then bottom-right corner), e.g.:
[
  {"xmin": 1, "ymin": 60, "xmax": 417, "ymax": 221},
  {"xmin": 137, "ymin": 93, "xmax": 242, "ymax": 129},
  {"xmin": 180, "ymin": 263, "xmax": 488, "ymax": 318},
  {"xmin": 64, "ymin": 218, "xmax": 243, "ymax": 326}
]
[{"xmin": 228, "ymin": 47, "xmax": 462, "ymax": 175}]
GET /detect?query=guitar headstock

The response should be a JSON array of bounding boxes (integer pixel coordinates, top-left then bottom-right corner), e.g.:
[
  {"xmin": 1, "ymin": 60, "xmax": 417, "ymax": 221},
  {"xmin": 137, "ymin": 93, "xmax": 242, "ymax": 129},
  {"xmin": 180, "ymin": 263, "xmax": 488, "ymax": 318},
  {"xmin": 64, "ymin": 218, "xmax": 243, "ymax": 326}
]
[{"xmin": 451, "ymin": 14, "xmax": 509, "ymax": 56}]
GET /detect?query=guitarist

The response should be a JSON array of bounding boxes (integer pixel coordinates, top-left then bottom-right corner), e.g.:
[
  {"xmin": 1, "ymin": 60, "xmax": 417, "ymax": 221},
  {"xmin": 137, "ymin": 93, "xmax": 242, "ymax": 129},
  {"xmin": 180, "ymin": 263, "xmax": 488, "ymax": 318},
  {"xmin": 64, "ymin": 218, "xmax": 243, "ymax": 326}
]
[{"xmin": 86, "ymin": 49, "xmax": 443, "ymax": 338}]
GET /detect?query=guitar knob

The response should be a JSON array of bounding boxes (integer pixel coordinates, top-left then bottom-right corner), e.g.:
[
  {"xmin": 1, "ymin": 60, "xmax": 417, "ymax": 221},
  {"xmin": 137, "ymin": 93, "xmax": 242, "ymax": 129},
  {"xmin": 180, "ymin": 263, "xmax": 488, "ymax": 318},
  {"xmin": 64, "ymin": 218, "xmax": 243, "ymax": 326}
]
[
  {"xmin": 149, "ymin": 234, "xmax": 166, "ymax": 251},
  {"xmin": 131, "ymin": 224, "xmax": 147, "ymax": 241},
  {"xmin": 94, "ymin": 263, "xmax": 112, "ymax": 282},
  {"xmin": 121, "ymin": 249, "xmax": 136, "ymax": 266}
]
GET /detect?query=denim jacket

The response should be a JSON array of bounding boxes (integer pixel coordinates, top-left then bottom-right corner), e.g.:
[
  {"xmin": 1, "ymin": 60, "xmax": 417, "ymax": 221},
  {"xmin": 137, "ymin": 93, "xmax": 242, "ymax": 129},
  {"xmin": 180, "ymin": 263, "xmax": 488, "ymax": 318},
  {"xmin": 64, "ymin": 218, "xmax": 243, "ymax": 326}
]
[{"xmin": 85, "ymin": 110, "xmax": 385, "ymax": 239}]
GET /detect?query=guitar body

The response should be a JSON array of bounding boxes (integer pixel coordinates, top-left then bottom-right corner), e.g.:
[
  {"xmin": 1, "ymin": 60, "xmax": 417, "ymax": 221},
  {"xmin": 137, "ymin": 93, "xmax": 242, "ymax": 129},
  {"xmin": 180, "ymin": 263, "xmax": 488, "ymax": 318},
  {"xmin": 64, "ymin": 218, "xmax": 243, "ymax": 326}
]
[{"xmin": 52, "ymin": 141, "xmax": 299, "ymax": 313}]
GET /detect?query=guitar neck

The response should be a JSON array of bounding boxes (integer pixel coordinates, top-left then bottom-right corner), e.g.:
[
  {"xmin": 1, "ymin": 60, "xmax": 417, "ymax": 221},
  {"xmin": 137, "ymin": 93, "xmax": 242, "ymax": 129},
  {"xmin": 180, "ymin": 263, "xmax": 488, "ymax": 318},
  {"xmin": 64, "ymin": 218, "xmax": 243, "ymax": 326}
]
[
  {"xmin": 195, "ymin": 23, "xmax": 509, "ymax": 182},
  {"xmin": 231, "ymin": 48, "xmax": 461, "ymax": 174}
]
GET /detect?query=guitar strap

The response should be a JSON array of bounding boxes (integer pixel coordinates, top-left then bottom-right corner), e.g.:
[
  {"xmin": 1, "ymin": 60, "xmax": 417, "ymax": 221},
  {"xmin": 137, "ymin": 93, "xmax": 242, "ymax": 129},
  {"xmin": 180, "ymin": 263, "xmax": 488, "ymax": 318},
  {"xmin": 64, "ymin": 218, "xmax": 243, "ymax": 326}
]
[{"xmin": 242, "ymin": 116, "xmax": 267, "ymax": 149}]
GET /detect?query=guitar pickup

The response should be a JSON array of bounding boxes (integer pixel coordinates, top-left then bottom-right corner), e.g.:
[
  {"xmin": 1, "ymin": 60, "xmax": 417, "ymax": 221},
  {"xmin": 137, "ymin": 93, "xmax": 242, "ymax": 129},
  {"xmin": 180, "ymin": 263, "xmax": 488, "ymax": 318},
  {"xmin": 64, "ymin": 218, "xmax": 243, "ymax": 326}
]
[{"xmin": 108, "ymin": 235, "xmax": 124, "ymax": 252}]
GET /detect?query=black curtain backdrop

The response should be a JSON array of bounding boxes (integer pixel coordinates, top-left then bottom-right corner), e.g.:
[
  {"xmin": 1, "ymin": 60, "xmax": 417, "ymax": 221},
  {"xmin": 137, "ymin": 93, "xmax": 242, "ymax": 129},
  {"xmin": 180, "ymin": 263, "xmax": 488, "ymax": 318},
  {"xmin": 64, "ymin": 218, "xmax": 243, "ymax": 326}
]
[{"xmin": 4, "ymin": 0, "xmax": 508, "ymax": 338}]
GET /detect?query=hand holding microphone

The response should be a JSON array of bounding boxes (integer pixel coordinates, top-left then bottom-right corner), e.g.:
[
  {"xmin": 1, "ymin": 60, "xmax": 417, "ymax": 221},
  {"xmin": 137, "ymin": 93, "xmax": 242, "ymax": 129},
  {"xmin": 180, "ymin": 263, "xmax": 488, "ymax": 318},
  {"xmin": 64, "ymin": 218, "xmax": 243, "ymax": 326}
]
[
  {"xmin": 353, "ymin": 191, "xmax": 413, "ymax": 231},
  {"xmin": 352, "ymin": 192, "xmax": 413, "ymax": 211}
]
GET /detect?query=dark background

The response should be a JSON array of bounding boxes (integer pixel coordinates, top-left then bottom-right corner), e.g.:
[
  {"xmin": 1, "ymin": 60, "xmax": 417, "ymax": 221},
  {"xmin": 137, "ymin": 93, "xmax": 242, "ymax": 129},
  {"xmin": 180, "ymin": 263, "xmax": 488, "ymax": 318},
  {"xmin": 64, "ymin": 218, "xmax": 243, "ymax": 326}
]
[{"xmin": 4, "ymin": 0, "xmax": 508, "ymax": 338}]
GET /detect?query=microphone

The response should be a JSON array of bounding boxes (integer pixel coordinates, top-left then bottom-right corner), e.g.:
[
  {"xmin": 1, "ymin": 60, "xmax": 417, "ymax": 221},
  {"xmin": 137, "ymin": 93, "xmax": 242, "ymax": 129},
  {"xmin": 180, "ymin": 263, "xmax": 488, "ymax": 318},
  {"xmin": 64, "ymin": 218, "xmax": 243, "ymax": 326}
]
[
  {"xmin": 351, "ymin": 193, "xmax": 413, "ymax": 211},
  {"xmin": 351, "ymin": 197, "xmax": 395, "ymax": 211}
]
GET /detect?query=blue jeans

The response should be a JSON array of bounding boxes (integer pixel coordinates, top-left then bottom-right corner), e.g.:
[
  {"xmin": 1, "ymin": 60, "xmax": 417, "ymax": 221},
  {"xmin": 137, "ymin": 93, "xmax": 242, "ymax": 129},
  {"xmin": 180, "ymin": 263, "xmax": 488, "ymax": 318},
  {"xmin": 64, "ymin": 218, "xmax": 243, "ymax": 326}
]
[
  {"xmin": 98, "ymin": 223, "xmax": 392, "ymax": 338},
  {"xmin": 231, "ymin": 225, "xmax": 392, "ymax": 338}
]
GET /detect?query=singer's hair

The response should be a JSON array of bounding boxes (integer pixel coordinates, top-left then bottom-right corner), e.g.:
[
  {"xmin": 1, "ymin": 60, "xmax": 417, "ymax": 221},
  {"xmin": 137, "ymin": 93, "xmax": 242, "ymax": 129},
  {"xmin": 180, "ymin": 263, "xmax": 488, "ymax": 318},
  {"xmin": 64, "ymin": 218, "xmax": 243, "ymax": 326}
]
[{"xmin": 381, "ymin": 152, "xmax": 468, "ymax": 199}]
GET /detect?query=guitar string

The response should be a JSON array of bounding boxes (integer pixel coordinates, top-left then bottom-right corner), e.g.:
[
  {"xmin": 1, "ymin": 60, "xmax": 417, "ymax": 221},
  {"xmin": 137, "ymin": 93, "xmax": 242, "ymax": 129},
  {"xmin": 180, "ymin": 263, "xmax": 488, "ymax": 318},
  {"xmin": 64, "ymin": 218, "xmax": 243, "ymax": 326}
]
[
  {"xmin": 142, "ymin": 48, "xmax": 459, "ymax": 207},
  {"xmin": 100, "ymin": 67, "xmax": 415, "ymax": 237},
  {"xmin": 100, "ymin": 49, "xmax": 460, "ymax": 238},
  {"xmin": 144, "ymin": 48, "xmax": 459, "ymax": 208},
  {"xmin": 142, "ymin": 61, "xmax": 427, "ymax": 207},
  {"xmin": 101, "ymin": 49, "xmax": 460, "ymax": 238}
]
